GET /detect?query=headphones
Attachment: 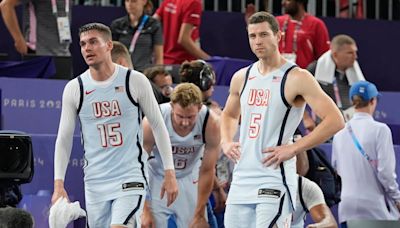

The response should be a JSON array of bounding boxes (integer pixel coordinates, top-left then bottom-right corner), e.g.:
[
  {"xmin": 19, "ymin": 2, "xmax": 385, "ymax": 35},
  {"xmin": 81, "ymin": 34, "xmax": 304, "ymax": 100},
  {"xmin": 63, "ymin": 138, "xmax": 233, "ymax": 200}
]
[{"xmin": 196, "ymin": 60, "xmax": 214, "ymax": 91}]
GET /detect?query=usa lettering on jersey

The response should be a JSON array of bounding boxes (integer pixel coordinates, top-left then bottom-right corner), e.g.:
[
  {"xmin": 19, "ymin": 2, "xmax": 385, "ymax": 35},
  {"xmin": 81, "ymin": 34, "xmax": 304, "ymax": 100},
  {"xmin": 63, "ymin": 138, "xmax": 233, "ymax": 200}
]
[
  {"xmin": 92, "ymin": 100, "xmax": 122, "ymax": 118},
  {"xmin": 92, "ymin": 100, "xmax": 123, "ymax": 147},
  {"xmin": 247, "ymin": 89, "xmax": 270, "ymax": 107}
]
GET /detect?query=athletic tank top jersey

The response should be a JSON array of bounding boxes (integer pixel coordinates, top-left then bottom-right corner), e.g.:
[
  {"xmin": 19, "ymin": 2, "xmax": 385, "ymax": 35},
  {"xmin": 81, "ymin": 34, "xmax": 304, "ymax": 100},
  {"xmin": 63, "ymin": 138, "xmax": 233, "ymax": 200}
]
[
  {"xmin": 148, "ymin": 103, "xmax": 209, "ymax": 179},
  {"xmin": 77, "ymin": 65, "xmax": 147, "ymax": 203},
  {"xmin": 227, "ymin": 62, "xmax": 305, "ymax": 207}
]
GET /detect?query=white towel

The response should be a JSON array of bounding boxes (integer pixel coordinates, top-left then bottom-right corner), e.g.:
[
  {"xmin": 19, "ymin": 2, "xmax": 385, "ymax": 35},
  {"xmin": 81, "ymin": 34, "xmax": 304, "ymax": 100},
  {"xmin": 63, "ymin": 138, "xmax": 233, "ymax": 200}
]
[
  {"xmin": 314, "ymin": 50, "xmax": 365, "ymax": 85},
  {"xmin": 49, "ymin": 197, "xmax": 86, "ymax": 228}
]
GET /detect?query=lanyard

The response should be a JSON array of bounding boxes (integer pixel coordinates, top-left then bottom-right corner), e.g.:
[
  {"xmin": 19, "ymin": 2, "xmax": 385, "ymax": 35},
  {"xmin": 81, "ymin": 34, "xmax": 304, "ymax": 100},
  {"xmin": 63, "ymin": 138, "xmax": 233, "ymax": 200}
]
[
  {"xmin": 347, "ymin": 124, "xmax": 377, "ymax": 167},
  {"xmin": 129, "ymin": 14, "xmax": 149, "ymax": 53},
  {"xmin": 332, "ymin": 78, "xmax": 343, "ymax": 109},
  {"xmin": 28, "ymin": 2, "xmax": 37, "ymax": 50},
  {"xmin": 281, "ymin": 16, "xmax": 303, "ymax": 52},
  {"xmin": 51, "ymin": 0, "xmax": 69, "ymax": 15}
]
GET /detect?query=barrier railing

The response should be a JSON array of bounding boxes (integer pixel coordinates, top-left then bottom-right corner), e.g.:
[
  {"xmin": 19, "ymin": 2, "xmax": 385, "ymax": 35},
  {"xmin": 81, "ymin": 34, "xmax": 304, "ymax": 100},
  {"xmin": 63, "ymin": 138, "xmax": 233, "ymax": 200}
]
[{"xmin": 76, "ymin": 0, "xmax": 399, "ymax": 21}]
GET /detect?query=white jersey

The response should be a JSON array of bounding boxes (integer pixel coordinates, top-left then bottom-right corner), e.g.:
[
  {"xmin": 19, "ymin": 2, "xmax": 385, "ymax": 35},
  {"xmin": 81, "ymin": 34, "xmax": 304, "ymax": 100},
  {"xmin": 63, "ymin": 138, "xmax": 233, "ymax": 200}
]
[
  {"xmin": 78, "ymin": 65, "xmax": 146, "ymax": 203},
  {"xmin": 148, "ymin": 103, "xmax": 209, "ymax": 178},
  {"xmin": 227, "ymin": 62, "xmax": 305, "ymax": 207}
]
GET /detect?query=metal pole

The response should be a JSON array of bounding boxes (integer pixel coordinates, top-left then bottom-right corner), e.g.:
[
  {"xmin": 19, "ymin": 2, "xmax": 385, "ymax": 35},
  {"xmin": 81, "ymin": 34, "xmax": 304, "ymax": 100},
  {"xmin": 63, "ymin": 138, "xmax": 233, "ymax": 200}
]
[
  {"xmin": 335, "ymin": 0, "xmax": 340, "ymax": 17},
  {"xmin": 308, "ymin": 0, "xmax": 316, "ymax": 16},
  {"xmin": 375, "ymin": 0, "xmax": 380, "ymax": 20},
  {"xmin": 322, "ymin": 0, "xmax": 327, "ymax": 17},
  {"xmin": 241, "ymin": 0, "xmax": 246, "ymax": 13},
  {"xmin": 228, "ymin": 0, "xmax": 232, "ymax": 12},
  {"xmin": 389, "ymin": 0, "xmax": 393, "ymax": 20},
  {"xmin": 268, "ymin": 0, "xmax": 273, "ymax": 13},
  {"xmin": 255, "ymin": 0, "xmax": 260, "ymax": 12},
  {"xmin": 363, "ymin": 0, "xmax": 367, "ymax": 19},
  {"xmin": 214, "ymin": 0, "xmax": 218, "ymax": 12},
  {"xmin": 348, "ymin": 0, "xmax": 353, "ymax": 18}
]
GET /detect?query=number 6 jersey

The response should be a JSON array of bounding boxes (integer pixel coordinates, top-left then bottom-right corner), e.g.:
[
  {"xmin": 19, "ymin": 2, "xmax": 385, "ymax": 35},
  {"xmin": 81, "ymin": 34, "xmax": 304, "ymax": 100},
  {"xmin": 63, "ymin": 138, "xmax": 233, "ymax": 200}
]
[{"xmin": 148, "ymin": 103, "xmax": 209, "ymax": 179}]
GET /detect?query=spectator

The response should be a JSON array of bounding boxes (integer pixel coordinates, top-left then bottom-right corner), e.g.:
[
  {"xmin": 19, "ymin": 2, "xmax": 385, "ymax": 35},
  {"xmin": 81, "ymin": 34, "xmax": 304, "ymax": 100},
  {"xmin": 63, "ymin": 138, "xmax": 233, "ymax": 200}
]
[
  {"xmin": 332, "ymin": 81, "xmax": 400, "ymax": 226},
  {"xmin": 143, "ymin": 65, "xmax": 174, "ymax": 100},
  {"xmin": 154, "ymin": 0, "xmax": 210, "ymax": 64},
  {"xmin": 111, "ymin": 41, "xmax": 133, "ymax": 69},
  {"xmin": 0, "ymin": 207, "xmax": 34, "ymax": 228},
  {"xmin": 111, "ymin": 0, "xmax": 163, "ymax": 72},
  {"xmin": 305, "ymin": 34, "xmax": 365, "ymax": 131},
  {"xmin": 0, "ymin": 0, "xmax": 71, "ymax": 56},
  {"xmin": 277, "ymin": 0, "xmax": 330, "ymax": 68}
]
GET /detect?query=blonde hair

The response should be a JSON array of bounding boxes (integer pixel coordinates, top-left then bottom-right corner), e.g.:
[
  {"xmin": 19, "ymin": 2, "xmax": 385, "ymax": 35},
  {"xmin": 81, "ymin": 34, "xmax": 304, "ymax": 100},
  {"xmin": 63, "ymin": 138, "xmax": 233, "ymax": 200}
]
[
  {"xmin": 170, "ymin": 83, "xmax": 203, "ymax": 108},
  {"xmin": 111, "ymin": 41, "xmax": 132, "ymax": 67}
]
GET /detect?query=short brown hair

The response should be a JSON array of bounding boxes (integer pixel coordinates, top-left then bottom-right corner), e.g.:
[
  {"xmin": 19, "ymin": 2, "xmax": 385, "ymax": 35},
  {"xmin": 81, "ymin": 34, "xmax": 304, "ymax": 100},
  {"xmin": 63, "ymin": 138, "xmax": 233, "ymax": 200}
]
[
  {"xmin": 170, "ymin": 83, "xmax": 203, "ymax": 108},
  {"xmin": 248, "ymin": 11, "xmax": 279, "ymax": 35},
  {"xmin": 79, "ymin": 22, "xmax": 112, "ymax": 41},
  {"xmin": 111, "ymin": 41, "xmax": 132, "ymax": 66},
  {"xmin": 351, "ymin": 95, "xmax": 371, "ymax": 109},
  {"xmin": 143, "ymin": 65, "xmax": 170, "ymax": 82}
]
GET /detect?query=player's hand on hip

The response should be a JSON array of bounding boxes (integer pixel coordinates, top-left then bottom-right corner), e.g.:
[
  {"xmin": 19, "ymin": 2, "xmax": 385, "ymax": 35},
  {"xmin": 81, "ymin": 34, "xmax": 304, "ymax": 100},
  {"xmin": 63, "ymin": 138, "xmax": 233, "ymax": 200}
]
[
  {"xmin": 189, "ymin": 215, "xmax": 209, "ymax": 228},
  {"xmin": 221, "ymin": 141, "xmax": 241, "ymax": 163},
  {"xmin": 161, "ymin": 169, "xmax": 179, "ymax": 207},
  {"xmin": 262, "ymin": 144, "xmax": 297, "ymax": 168}
]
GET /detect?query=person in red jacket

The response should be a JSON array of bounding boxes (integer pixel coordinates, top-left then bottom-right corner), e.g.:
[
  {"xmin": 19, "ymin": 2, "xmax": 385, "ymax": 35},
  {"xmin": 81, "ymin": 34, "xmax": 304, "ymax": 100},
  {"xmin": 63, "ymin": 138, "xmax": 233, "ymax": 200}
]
[
  {"xmin": 277, "ymin": 0, "xmax": 330, "ymax": 69},
  {"xmin": 153, "ymin": 0, "xmax": 210, "ymax": 64}
]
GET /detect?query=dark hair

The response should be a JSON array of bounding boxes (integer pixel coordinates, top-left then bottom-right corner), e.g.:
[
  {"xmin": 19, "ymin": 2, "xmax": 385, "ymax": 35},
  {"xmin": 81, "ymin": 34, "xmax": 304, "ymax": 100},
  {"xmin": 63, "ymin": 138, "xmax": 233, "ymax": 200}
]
[
  {"xmin": 248, "ymin": 11, "xmax": 279, "ymax": 35},
  {"xmin": 179, "ymin": 60, "xmax": 215, "ymax": 91},
  {"xmin": 143, "ymin": 65, "xmax": 170, "ymax": 82},
  {"xmin": 0, "ymin": 207, "xmax": 34, "ymax": 228},
  {"xmin": 79, "ymin": 22, "xmax": 112, "ymax": 41}
]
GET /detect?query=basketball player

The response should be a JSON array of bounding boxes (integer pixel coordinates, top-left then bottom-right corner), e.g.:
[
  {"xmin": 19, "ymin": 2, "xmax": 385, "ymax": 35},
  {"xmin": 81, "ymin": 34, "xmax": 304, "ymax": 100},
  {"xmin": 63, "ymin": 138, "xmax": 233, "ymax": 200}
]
[
  {"xmin": 141, "ymin": 83, "xmax": 221, "ymax": 228},
  {"xmin": 220, "ymin": 12, "xmax": 344, "ymax": 227},
  {"xmin": 51, "ymin": 23, "xmax": 178, "ymax": 228}
]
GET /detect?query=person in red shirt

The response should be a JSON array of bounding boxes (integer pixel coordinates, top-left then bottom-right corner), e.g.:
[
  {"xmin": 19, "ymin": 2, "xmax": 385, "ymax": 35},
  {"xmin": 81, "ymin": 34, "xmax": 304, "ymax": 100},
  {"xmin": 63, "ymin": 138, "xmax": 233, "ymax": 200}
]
[
  {"xmin": 277, "ymin": 0, "xmax": 330, "ymax": 69},
  {"xmin": 153, "ymin": 0, "xmax": 210, "ymax": 64}
]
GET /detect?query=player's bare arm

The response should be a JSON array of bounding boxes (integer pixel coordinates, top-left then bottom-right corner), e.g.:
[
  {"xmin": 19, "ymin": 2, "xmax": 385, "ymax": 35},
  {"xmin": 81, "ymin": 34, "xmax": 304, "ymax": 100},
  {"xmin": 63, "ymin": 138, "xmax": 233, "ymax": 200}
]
[
  {"xmin": 220, "ymin": 68, "xmax": 246, "ymax": 163},
  {"xmin": 191, "ymin": 111, "xmax": 220, "ymax": 227},
  {"xmin": 307, "ymin": 204, "xmax": 338, "ymax": 228},
  {"xmin": 263, "ymin": 68, "xmax": 344, "ymax": 167}
]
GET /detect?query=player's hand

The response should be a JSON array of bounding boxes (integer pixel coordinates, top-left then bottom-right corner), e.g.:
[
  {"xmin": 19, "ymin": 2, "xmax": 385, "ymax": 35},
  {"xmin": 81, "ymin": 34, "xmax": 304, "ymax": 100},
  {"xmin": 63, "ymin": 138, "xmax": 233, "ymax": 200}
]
[
  {"xmin": 141, "ymin": 201, "xmax": 155, "ymax": 228},
  {"xmin": 160, "ymin": 169, "xmax": 178, "ymax": 207},
  {"xmin": 262, "ymin": 144, "xmax": 297, "ymax": 168},
  {"xmin": 189, "ymin": 215, "xmax": 209, "ymax": 228},
  {"xmin": 14, "ymin": 37, "xmax": 28, "ymax": 55},
  {"xmin": 221, "ymin": 141, "xmax": 241, "ymax": 163},
  {"xmin": 51, "ymin": 180, "xmax": 69, "ymax": 205}
]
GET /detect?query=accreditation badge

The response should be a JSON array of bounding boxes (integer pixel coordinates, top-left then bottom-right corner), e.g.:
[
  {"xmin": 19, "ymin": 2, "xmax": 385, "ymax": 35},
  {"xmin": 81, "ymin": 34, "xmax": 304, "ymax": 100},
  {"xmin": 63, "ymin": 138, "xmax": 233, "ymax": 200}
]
[{"xmin": 57, "ymin": 16, "xmax": 72, "ymax": 43}]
